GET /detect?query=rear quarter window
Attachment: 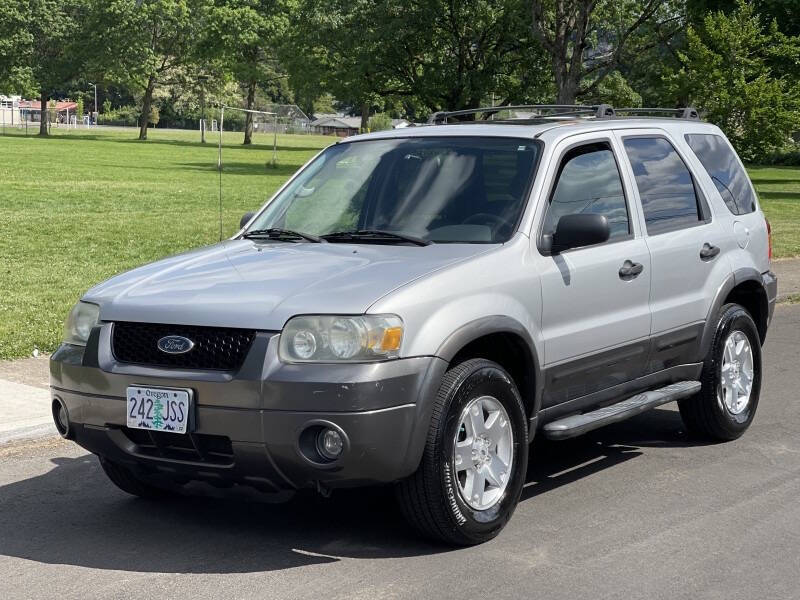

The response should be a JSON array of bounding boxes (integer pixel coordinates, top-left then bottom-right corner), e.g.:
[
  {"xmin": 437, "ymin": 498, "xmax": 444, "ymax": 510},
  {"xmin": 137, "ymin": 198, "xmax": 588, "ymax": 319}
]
[{"xmin": 685, "ymin": 133, "xmax": 756, "ymax": 215}]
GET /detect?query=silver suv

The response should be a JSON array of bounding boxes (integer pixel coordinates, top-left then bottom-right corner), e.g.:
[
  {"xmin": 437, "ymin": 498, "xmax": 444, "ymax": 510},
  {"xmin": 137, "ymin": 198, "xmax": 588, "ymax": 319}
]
[{"xmin": 51, "ymin": 105, "xmax": 777, "ymax": 545}]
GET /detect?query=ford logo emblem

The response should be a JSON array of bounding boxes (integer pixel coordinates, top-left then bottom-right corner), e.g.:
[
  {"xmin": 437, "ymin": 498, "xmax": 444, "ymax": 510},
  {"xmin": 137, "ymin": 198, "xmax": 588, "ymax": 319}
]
[{"xmin": 157, "ymin": 335, "xmax": 195, "ymax": 355}]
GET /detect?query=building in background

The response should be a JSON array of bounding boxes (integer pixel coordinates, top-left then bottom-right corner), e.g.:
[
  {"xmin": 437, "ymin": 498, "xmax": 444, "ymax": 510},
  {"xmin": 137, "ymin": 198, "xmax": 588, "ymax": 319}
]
[{"xmin": 0, "ymin": 95, "xmax": 22, "ymax": 125}]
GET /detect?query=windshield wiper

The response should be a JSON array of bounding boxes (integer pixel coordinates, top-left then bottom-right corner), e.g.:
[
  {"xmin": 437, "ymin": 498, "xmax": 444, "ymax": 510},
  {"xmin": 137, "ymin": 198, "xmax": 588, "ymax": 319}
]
[
  {"xmin": 321, "ymin": 229, "xmax": 432, "ymax": 246},
  {"xmin": 242, "ymin": 228, "xmax": 322, "ymax": 243}
]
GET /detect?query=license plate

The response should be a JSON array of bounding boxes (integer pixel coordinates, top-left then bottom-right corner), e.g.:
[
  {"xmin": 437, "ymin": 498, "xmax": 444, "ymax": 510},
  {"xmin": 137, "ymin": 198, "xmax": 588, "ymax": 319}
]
[{"xmin": 126, "ymin": 386, "xmax": 192, "ymax": 434}]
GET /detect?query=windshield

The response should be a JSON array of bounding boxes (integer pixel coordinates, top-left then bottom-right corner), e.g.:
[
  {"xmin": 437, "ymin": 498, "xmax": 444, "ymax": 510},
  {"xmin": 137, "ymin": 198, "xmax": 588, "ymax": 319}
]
[{"xmin": 246, "ymin": 136, "xmax": 541, "ymax": 243}]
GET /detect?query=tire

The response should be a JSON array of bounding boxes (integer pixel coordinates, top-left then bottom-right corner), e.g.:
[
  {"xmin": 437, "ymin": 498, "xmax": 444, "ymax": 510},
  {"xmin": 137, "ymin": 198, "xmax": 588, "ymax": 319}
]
[
  {"xmin": 99, "ymin": 457, "xmax": 174, "ymax": 499},
  {"xmin": 396, "ymin": 358, "xmax": 529, "ymax": 545},
  {"xmin": 678, "ymin": 303, "xmax": 762, "ymax": 441}
]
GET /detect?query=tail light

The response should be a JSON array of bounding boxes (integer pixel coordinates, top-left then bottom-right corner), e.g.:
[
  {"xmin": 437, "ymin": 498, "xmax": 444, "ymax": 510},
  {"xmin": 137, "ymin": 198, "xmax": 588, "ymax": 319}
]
[{"xmin": 766, "ymin": 218, "xmax": 773, "ymax": 262}]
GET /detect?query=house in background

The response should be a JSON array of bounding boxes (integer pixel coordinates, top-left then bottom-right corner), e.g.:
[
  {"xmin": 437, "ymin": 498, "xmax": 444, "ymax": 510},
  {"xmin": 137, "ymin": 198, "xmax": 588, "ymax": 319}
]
[
  {"xmin": 310, "ymin": 115, "xmax": 415, "ymax": 136},
  {"xmin": 310, "ymin": 115, "xmax": 362, "ymax": 136}
]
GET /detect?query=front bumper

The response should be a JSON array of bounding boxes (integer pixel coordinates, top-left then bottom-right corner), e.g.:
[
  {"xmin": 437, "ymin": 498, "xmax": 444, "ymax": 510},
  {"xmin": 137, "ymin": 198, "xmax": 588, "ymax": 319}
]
[{"xmin": 50, "ymin": 324, "xmax": 447, "ymax": 492}]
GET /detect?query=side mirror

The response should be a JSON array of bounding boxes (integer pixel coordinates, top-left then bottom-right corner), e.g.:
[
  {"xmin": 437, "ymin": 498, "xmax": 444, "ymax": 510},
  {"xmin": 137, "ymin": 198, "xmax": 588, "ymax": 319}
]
[
  {"xmin": 550, "ymin": 213, "xmax": 610, "ymax": 253},
  {"xmin": 240, "ymin": 212, "xmax": 256, "ymax": 230}
]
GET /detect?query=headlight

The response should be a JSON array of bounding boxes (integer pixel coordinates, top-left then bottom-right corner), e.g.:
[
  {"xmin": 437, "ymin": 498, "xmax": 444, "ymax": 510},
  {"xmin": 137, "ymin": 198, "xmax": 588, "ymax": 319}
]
[
  {"xmin": 63, "ymin": 301, "xmax": 100, "ymax": 346},
  {"xmin": 279, "ymin": 315, "xmax": 403, "ymax": 363}
]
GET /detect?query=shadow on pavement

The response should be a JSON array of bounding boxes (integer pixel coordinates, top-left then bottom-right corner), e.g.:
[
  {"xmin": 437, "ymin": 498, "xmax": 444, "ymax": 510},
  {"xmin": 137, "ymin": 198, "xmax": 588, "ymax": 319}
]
[
  {"xmin": 522, "ymin": 407, "xmax": 712, "ymax": 501},
  {"xmin": 0, "ymin": 407, "xmax": 709, "ymax": 573}
]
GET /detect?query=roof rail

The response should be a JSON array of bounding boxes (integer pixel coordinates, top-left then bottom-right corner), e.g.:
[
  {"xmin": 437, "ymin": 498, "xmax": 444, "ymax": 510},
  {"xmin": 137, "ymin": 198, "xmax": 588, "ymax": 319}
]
[
  {"xmin": 427, "ymin": 104, "xmax": 699, "ymax": 124},
  {"xmin": 613, "ymin": 107, "xmax": 700, "ymax": 120},
  {"xmin": 427, "ymin": 104, "xmax": 615, "ymax": 124}
]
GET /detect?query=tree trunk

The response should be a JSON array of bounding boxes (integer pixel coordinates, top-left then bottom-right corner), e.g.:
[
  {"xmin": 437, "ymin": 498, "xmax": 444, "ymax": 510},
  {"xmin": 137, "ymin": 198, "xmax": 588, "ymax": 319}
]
[
  {"xmin": 38, "ymin": 89, "xmax": 48, "ymax": 136},
  {"xmin": 138, "ymin": 76, "xmax": 155, "ymax": 141},
  {"xmin": 554, "ymin": 61, "xmax": 580, "ymax": 105},
  {"xmin": 360, "ymin": 102, "xmax": 369, "ymax": 132},
  {"xmin": 243, "ymin": 79, "xmax": 256, "ymax": 145}
]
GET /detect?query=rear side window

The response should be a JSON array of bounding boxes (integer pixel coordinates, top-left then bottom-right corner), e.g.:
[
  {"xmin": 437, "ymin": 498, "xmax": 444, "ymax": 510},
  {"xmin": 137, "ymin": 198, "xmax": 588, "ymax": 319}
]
[
  {"xmin": 623, "ymin": 137, "xmax": 702, "ymax": 235},
  {"xmin": 543, "ymin": 142, "xmax": 630, "ymax": 242},
  {"xmin": 685, "ymin": 133, "xmax": 756, "ymax": 215}
]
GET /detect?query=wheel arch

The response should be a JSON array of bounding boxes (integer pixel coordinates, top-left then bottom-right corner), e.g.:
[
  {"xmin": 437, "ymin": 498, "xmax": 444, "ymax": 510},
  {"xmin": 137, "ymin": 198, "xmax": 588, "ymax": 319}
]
[
  {"xmin": 700, "ymin": 268, "xmax": 769, "ymax": 360},
  {"xmin": 435, "ymin": 316, "xmax": 542, "ymax": 432}
]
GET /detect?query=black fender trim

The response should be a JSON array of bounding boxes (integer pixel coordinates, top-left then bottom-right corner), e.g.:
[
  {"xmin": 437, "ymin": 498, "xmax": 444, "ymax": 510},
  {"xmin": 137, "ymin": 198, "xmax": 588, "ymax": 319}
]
[
  {"xmin": 435, "ymin": 315, "xmax": 543, "ymax": 436},
  {"xmin": 699, "ymin": 268, "xmax": 770, "ymax": 360}
]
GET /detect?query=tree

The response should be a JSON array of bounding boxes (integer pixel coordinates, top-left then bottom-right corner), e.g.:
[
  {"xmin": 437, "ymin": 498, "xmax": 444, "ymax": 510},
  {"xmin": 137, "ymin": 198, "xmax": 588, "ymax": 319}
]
[
  {"xmin": 672, "ymin": 0, "xmax": 800, "ymax": 161},
  {"xmin": 0, "ymin": 0, "xmax": 87, "ymax": 135},
  {"xmin": 86, "ymin": 0, "xmax": 212, "ymax": 140},
  {"xmin": 385, "ymin": 0, "xmax": 552, "ymax": 113},
  {"xmin": 285, "ymin": 0, "xmax": 551, "ymax": 124},
  {"xmin": 205, "ymin": 0, "xmax": 291, "ymax": 145},
  {"xmin": 530, "ymin": 0, "xmax": 683, "ymax": 105}
]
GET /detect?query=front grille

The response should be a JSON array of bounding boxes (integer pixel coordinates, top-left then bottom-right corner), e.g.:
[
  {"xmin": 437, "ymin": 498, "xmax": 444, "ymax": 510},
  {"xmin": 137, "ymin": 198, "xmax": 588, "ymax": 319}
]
[
  {"xmin": 112, "ymin": 322, "xmax": 256, "ymax": 371},
  {"xmin": 122, "ymin": 427, "xmax": 234, "ymax": 465}
]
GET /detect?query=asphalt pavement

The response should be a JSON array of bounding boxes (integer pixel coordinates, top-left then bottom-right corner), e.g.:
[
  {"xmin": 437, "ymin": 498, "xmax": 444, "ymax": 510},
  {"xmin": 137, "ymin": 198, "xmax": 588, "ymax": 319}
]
[{"xmin": 1, "ymin": 304, "xmax": 799, "ymax": 600}]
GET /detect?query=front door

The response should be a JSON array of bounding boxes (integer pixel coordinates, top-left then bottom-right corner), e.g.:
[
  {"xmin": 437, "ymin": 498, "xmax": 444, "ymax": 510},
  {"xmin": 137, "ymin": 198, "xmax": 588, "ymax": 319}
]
[{"xmin": 536, "ymin": 134, "xmax": 652, "ymax": 407}]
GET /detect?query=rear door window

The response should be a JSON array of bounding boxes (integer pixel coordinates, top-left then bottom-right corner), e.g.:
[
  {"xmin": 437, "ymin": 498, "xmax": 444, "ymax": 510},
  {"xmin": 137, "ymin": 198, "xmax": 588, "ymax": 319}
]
[
  {"xmin": 685, "ymin": 133, "xmax": 756, "ymax": 215},
  {"xmin": 623, "ymin": 137, "xmax": 703, "ymax": 235}
]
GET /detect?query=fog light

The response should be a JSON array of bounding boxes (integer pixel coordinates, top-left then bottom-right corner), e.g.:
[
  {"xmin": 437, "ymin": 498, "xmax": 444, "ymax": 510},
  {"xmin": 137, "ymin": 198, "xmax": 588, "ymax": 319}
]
[{"xmin": 316, "ymin": 428, "xmax": 343, "ymax": 460}]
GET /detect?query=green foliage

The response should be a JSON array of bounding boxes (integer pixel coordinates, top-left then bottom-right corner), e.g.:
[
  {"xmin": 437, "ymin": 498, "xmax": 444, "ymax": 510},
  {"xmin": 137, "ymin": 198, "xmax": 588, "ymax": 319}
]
[
  {"xmin": 367, "ymin": 112, "xmax": 392, "ymax": 132},
  {"xmin": 580, "ymin": 71, "xmax": 642, "ymax": 108},
  {"xmin": 312, "ymin": 93, "xmax": 336, "ymax": 115},
  {"xmin": 673, "ymin": 0, "xmax": 800, "ymax": 161},
  {"xmin": 75, "ymin": 96, "xmax": 84, "ymax": 119},
  {"xmin": 285, "ymin": 0, "xmax": 551, "ymax": 122},
  {"xmin": 532, "ymin": 0, "xmax": 683, "ymax": 104},
  {"xmin": 102, "ymin": 98, "xmax": 111, "ymax": 113},
  {"xmin": 98, "ymin": 105, "xmax": 140, "ymax": 126},
  {"xmin": 84, "ymin": 0, "xmax": 214, "ymax": 138},
  {"xmin": 0, "ymin": 0, "xmax": 86, "ymax": 96},
  {"xmin": 758, "ymin": 144, "xmax": 800, "ymax": 166}
]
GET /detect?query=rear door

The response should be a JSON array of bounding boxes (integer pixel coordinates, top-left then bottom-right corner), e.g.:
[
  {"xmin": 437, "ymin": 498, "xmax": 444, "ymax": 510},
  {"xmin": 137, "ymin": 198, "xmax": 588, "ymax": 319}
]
[
  {"xmin": 615, "ymin": 129, "xmax": 732, "ymax": 373},
  {"xmin": 536, "ymin": 133, "xmax": 652, "ymax": 407}
]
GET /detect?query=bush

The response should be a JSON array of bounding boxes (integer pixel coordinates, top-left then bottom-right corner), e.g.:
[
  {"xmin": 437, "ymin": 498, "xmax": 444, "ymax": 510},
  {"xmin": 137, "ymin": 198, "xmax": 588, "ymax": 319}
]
[
  {"xmin": 368, "ymin": 112, "xmax": 393, "ymax": 132},
  {"xmin": 760, "ymin": 145, "xmax": 800, "ymax": 166}
]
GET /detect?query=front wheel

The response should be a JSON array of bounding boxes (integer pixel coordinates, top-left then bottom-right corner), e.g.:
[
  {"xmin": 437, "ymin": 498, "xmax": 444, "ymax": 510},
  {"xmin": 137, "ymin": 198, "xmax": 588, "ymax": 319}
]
[
  {"xmin": 396, "ymin": 359, "xmax": 529, "ymax": 545},
  {"xmin": 678, "ymin": 303, "xmax": 762, "ymax": 441}
]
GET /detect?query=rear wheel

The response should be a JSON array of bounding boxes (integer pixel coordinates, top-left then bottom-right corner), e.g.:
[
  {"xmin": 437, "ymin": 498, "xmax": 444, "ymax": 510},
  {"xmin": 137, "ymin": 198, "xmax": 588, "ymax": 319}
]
[
  {"xmin": 678, "ymin": 303, "xmax": 762, "ymax": 440},
  {"xmin": 99, "ymin": 457, "xmax": 175, "ymax": 499},
  {"xmin": 396, "ymin": 358, "xmax": 528, "ymax": 545}
]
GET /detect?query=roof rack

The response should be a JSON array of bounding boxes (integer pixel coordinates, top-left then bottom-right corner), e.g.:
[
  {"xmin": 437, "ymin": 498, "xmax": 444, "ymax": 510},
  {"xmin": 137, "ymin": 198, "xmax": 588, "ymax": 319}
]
[
  {"xmin": 428, "ymin": 104, "xmax": 615, "ymax": 124},
  {"xmin": 427, "ymin": 104, "xmax": 699, "ymax": 124}
]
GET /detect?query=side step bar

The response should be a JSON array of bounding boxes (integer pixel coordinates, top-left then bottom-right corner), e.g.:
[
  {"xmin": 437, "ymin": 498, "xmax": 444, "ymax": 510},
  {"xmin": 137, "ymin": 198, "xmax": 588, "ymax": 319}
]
[{"xmin": 542, "ymin": 381, "xmax": 701, "ymax": 440}]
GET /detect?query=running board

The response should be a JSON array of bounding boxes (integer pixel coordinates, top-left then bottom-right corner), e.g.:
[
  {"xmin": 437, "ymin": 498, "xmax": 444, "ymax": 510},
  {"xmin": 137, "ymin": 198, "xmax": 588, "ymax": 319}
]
[{"xmin": 542, "ymin": 381, "xmax": 701, "ymax": 440}]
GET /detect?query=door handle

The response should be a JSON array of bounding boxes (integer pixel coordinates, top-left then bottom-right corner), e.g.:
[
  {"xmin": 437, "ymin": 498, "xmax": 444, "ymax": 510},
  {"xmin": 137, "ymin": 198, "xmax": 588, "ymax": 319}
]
[
  {"xmin": 619, "ymin": 260, "xmax": 644, "ymax": 280},
  {"xmin": 700, "ymin": 243, "xmax": 720, "ymax": 260}
]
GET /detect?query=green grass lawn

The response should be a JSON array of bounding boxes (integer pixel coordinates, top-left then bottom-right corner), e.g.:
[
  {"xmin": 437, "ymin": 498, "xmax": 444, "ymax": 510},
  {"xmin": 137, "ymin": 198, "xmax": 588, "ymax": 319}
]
[
  {"xmin": 0, "ymin": 128, "xmax": 798, "ymax": 360},
  {"xmin": 747, "ymin": 166, "xmax": 800, "ymax": 258},
  {"xmin": 0, "ymin": 127, "xmax": 332, "ymax": 359}
]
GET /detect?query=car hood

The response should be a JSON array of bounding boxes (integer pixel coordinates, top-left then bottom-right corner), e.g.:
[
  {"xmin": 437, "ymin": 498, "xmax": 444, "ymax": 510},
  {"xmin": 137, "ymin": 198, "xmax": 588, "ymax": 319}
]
[{"xmin": 85, "ymin": 239, "xmax": 492, "ymax": 330}]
